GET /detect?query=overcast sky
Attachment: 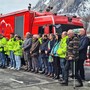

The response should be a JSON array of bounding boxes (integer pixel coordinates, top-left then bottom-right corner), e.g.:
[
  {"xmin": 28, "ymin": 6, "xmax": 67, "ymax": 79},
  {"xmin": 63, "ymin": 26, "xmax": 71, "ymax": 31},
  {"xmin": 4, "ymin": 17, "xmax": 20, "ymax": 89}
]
[{"xmin": 0, "ymin": 0, "xmax": 39, "ymax": 14}]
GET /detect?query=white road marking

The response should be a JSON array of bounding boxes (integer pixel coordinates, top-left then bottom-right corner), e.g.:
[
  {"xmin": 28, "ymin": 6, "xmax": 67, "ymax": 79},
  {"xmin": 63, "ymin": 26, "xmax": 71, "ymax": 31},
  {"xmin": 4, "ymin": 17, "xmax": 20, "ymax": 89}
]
[{"xmin": 10, "ymin": 78, "xmax": 24, "ymax": 84}]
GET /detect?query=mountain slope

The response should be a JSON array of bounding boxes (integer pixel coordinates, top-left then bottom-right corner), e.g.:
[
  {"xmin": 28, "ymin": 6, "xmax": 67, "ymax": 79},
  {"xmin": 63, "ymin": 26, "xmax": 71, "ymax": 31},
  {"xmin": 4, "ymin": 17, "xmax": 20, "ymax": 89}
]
[{"xmin": 33, "ymin": 0, "xmax": 90, "ymax": 17}]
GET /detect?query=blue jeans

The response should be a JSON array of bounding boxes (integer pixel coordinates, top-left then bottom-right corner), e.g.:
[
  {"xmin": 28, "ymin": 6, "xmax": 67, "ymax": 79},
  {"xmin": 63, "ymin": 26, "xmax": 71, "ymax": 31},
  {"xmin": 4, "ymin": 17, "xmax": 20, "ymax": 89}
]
[
  {"xmin": 9, "ymin": 51, "xmax": 15, "ymax": 68},
  {"xmin": 42, "ymin": 57, "xmax": 48, "ymax": 73},
  {"xmin": 15, "ymin": 55, "xmax": 21, "ymax": 70},
  {"xmin": 48, "ymin": 62, "xmax": 53, "ymax": 74},
  {"xmin": 38, "ymin": 54, "xmax": 42, "ymax": 70},
  {"xmin": 60, "ymin": 58, "xmax": 66, "ymax": 80},
  {"xmin": 0, "ymin": 52, "xmax": 6, "ymax": 67}
]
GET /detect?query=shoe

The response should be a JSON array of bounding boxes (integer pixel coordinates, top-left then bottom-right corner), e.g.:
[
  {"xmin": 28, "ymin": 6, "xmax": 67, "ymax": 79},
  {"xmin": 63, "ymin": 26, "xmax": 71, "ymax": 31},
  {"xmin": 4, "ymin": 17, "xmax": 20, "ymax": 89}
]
[
  {"xmin": 8, "ymin": 66, "xmax": 11, "ymax": 69},
  {"xmin": 44, "ymin": 72, "xmax": 48, "ymax": 75},
  {"xmin": 58, "ymin": 78, "xmax": 63, "ymax": 81},
  {"xmin": 2, "ymin": 66, "xmax": 6, "ymax": 69},
  {"xmin": 54, "ymin": 76, "xmax": 59, "ymax": 79},
  {"xmin": 82, "ymin": 78, "xmax": 85, "ymax": 81},
  {"xmin": 49, "ymin": 74, "xmax": 53, "ymax": 77},
  {"xmin": 60, "ymin": 81, "xmax": 68, "ymax": 86},
  {"xmin": 27, "ymin": 69, "xmax": 31, "ymax": 72},
  {"xmin": 35, "ymin": 70, "xmax": 38, "ymax": 73},
  {"xmin": 10, "ymin": 67, "xmax": 15, "ymax": 70},
  {"xmin": 40, "ymin": 71, "xmax": 45, "ymax": 74},
  {"xmin": 31, "ymin": 69, "xmax": 35, "ymax": 72},
  {"xmin": 39, "ymin": 68, "xmax": 42, "ymax": 71},
  {"xmin": 0, "ymin": 65, "xmax": 3, "ymax": 68},
  {"xmin": 69, "ymin": 74, "xmax": 74, "ymax": 78},
  {"xmin": 13, "ymin": 68, "xmax": 17, "ymax": 70},
  {"xmin": 25, "ymin": 68, "xmax": 28, "ymax": 71},
  {"xmin": 16, "ymin": 68, "xmax": 20, "ymax": 71},
  {"xmin": 35, "ymin": 68, "xmax": 39, "ymax": 73},
  {"xmin": 76, "ymin": 84, "xmax": 83, "ymax": 87},
  {"xmin": 46, "ymin": 73, "xmax": 51, "ymax": 77},
  {"xmin": 82, "ymin": 79, "xmax": 85, "ymax": 82}
]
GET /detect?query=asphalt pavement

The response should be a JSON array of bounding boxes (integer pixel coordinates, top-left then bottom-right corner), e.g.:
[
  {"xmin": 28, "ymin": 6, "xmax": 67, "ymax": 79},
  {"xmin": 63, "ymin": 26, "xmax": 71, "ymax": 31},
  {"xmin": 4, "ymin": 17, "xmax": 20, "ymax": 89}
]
[{"xmin": 0, "ymin": 66, "xmax": 90, "ymax": 90}]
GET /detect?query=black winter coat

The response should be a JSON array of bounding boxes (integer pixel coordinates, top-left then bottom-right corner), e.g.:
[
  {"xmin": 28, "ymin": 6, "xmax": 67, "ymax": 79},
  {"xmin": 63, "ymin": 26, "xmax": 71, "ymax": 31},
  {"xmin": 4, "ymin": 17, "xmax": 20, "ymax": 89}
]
[{"xmin": 79, "ymin": 35, "xmax": 89, "ymax": 60}]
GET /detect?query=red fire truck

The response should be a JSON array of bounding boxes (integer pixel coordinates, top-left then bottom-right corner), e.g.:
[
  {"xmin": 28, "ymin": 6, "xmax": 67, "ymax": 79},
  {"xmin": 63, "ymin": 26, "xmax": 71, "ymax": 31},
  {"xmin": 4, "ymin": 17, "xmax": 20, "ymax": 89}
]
[
  {"xmin": 0, "ymin": 9, "xmax": 83, "ymax": 38},
  {"xmin": 0, "ymin": 9, "xmax": 90, "ymax": 66}
]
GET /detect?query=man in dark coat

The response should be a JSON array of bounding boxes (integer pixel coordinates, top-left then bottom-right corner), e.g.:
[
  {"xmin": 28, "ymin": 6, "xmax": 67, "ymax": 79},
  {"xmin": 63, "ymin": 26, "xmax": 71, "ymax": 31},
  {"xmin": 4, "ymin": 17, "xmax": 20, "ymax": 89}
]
[
  {"xmin": 78, "ymin": 29, "xmax": 89, "ymax": 80},
  {"xmin": 39, "ymin": 34, "xmax": 49, "ymax": 74},
  {"xmin": 30, "ymin": 35, "xmax": 40, "ymax": 73},
  {"xmin": 22, "ymin": 32, "xmax": 32, "ymax": 71}
]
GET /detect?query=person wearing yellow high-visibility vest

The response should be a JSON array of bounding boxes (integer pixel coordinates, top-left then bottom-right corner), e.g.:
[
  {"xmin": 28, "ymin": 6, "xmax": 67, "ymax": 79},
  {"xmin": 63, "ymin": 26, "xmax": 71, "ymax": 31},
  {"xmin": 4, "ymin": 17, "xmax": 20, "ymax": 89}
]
[
  {"xmin": 0, "ymin": 34, "xmax": 7, "ymax": 68},
  {"xmin": 14, "ymin": 35, "xmax": 22, "ymax": 70},
  {"xmin": 8, "ymin": 33, "xmax": 16, "ymax": 69},
  {"xmin": 4, "ymin": 38, "xmax": 10, "ymax": 67}
]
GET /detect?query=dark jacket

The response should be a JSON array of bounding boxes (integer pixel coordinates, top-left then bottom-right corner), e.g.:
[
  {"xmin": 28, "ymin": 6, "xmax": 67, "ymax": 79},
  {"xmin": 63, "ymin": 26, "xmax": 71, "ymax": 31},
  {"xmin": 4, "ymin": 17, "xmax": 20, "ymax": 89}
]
[
  {"xmin": 46, "ymin": 39, "xmax": 56, "ymax": 54},
  {"xmin": 79, "ymin": 35, "xmax": 89, "ymax": 60},
  {"xmin": 66, "ymin": 36, "xmax": 79, "ymax": 61},
  {"xmin": 39, "ymin": 39, "xmax": 49, "ymax": 54},
  {"xmin": 22, "ymin": 38, "xmax": 32, "ymax": 53},
  {"xmin": 30, "ymin": 39, "xmax": 40, "ymax": 57}
]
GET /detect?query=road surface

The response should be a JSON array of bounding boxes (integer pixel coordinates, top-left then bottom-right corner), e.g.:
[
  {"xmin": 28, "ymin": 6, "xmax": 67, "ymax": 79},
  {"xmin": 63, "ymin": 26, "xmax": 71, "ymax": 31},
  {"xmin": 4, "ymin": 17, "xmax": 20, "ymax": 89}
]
[{"xmin": 0, "ymin": 66, "xmax": 90, "ymax": 90}]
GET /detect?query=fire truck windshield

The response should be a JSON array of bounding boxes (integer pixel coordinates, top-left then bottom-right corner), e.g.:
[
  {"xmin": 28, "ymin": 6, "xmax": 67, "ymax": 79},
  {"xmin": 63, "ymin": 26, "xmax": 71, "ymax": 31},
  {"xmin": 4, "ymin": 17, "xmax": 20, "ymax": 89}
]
[{"xmin": 54, "ymin": 24, "xmax": 83, "ymax": 34}]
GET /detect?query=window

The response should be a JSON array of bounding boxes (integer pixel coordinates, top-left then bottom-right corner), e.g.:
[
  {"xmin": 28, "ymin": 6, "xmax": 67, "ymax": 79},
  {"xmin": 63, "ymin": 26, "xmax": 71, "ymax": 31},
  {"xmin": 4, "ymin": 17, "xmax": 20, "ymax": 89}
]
[{"xmin": 15, "ymin": 16, "xmax": 24, "ymax": 38}]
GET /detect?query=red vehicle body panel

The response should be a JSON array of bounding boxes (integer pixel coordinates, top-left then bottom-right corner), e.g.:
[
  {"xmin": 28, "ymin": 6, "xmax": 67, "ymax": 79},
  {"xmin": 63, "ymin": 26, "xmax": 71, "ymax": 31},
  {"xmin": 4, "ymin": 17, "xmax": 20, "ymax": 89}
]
[
  {"xmin": 54, "ymin": 16, "xmax": 83, "ymax": 26},
  {"xmin": 0, "ymin": 9, "xmax": 83, "ymax": 38},
  {"xmin": 33, "ymin": 15, "xmax": 53, "ymax": 26},
  {"xmin": 0, "ymin": 16, "xmax": 14, "ymax": 38},
  {"xmin": 0, "ymin": 10, "xmax": 34, "ymax": 38}
]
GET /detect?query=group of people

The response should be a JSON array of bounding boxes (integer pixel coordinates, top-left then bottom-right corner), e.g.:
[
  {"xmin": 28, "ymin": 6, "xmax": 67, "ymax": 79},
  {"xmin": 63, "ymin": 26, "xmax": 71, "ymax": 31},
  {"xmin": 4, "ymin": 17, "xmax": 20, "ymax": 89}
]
[
  {"xmin": 0, "ymin": 28, "xmax": 89, "ymax": 87},
  {"xmin": 0, "ymin": 33, "xmax": 22, "ymax": 70}
]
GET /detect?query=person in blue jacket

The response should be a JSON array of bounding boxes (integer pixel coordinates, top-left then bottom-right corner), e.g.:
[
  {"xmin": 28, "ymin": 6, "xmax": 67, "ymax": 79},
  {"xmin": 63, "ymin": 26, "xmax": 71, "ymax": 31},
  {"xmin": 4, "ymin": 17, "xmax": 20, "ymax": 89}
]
[
  {"xmin": 45, "ymin": 34, "xmax": 56, "ymax": 77},
  {"xmin": 50, "ymin": 33, "xmax": 61, "ymax": 79},
  {"xmin": 39, "ymin": 34, "xmax": 49, "ymax": 74}
]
